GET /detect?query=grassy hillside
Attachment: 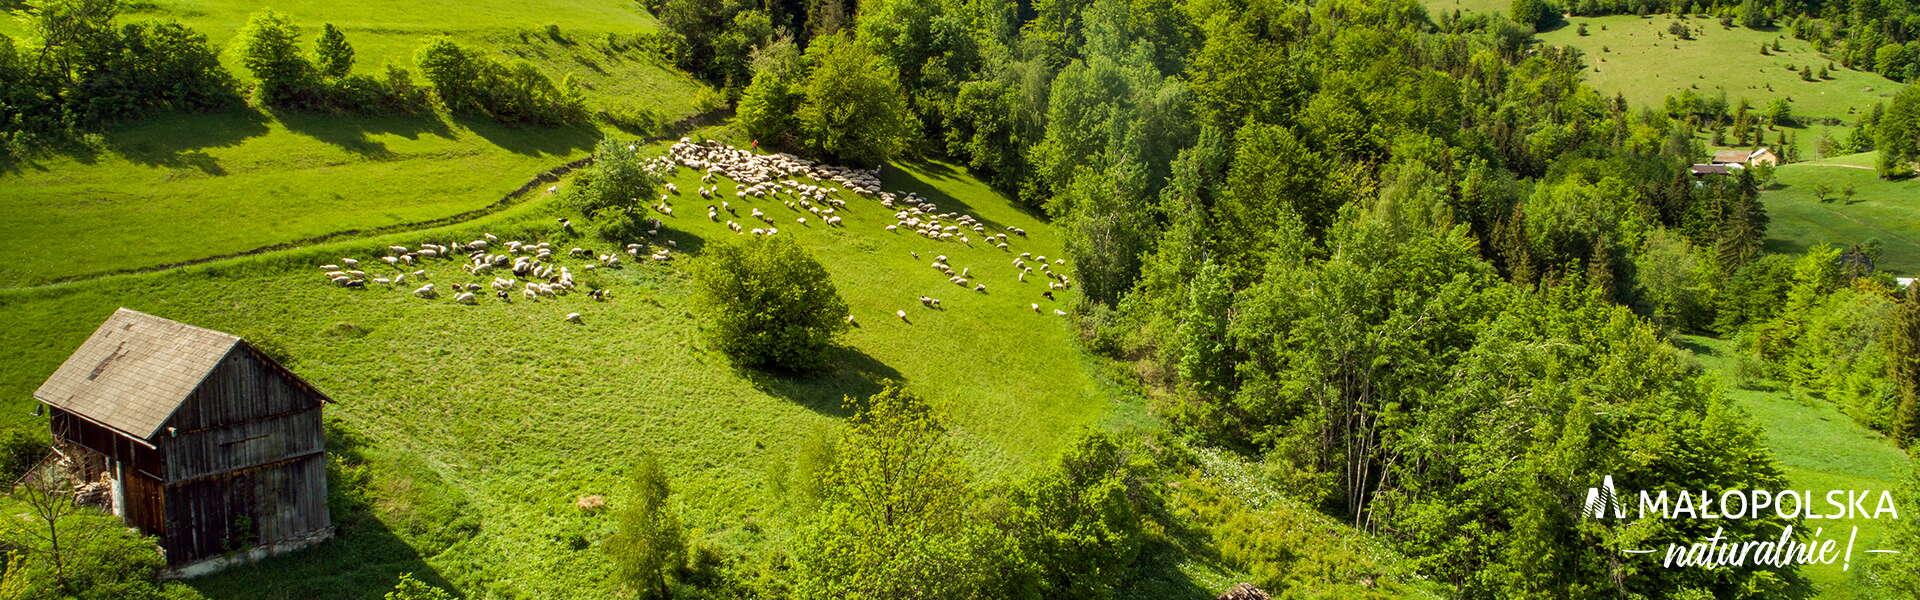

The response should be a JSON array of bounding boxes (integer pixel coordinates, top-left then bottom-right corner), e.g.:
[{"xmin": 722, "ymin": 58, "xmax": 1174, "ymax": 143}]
[
  {"xmin": 1421, "ymin": 0, "xmax": 1512, "ymax": 15},
  {"xmin": 0, "ymin": 1, "xmax": 709, "ymax": 286},
  {"xmin": 0, "ymin": 137, "xmax": 1183, "ymax": 597},
  {"xmin": 1539, "ymin": 14, "xmax": 1903, "ymax": 158},
  {"xmin": 1760, "ymin": 152, "xmax": 1920, "ymax": 274},
  {"xmin": 1680, "ymin": 336, "xmax": 1913, "ymax": 598}
]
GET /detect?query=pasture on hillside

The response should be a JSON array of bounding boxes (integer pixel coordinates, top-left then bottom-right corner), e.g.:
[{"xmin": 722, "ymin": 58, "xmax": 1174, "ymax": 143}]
[
  {"xmin": 1681, "ymin": 336, "xmax": 1915, "ymax": 599},
  {"xmin": 1420, "ymin": 0, "xmax": 1511, "ymax": 15},
  {"xmin": 1760, "ymin": 152, "xmax": 1920, "ymax": 275},
  {"xmin": 0, "ymin": 138, "xmax": 1179, "ymax": 597},
  {"xmin": 1539, "ymin": 14, "xmax": 1904, "ymax": 159},
  {"xmin": 0, "ymin": 1, "xmax": 709, "ymax": 286}
]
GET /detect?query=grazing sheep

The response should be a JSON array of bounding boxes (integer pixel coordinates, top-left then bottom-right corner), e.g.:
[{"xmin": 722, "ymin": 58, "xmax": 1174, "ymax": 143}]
[
  {"xmin": 974, "ymin": 284, "xmax": 987, "ymax": 293},
  {"xmin": 1030, "ymin": 303, "xmax": 1040, "ymax": 313},
  {"xmin": 566, "ymin": 312, "xmax": 582, "ymax": 323},
  {"xmin": 484, "ymin": 233, "xmax": 499, "ymax": 242},
  {"xmin": 524, "ymin": 287, "xmax": 538, "ymax": 302},
  {"xmin": 1054, "ymin": 309, "xmax": 1068, "ymax": 316},
  {"xmin": 845, "ymin": 314, "xmax": 857, "ymax": 327},
  {"xmin": 413, "ymin": 283, "xmax": 437, "ymax": 298},
  {"xmin": 341, "ymin": 258, "xmax": 360, "ymax": 267},
  {"xmin": 319, "ymin": 263, "xmax": 340, "ymax": 271},
  {"xmin": 455, "ymin": 292, "xmax": 476, "ymax": 304},
  {"xmin": 896, "ymin": 309, "xmax": 908, "ymax": 321},
  {"xmin": 961, "ymin": 267, "xmax": 970, "ymax": 278}
]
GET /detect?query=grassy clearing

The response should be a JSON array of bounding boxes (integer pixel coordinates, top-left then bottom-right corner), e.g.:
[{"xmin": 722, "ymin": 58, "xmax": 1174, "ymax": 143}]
[
  {"xmin": 0, "ymin": 1, "xmax": 708, "ymax": 286},
  {"xmin": 1679, "ymin": 336, "xmax": 1913, "ymax": 598},
  {"xmin": 0, "ymin": 139, "xmax": 1191, "ymax": 597},
  {"xmin": 1420, "ymin": 0, "xmax": 1512, "ymax": 15},
  {"xmin": 1759, "ymin": 152, "xmax": 1920, "ymax": 274},
  {"xmin": 1539, "ymin": 14, "xmax": 1904, "ymax": 158}
]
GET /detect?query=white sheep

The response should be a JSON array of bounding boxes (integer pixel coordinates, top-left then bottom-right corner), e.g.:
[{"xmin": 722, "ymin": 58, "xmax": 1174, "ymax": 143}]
[
  {"xmin": 566, "ymin": 312, "xmax": 582, "ymax": 323},
  {"xmin": 455, "ymin": 292, "xmax": 477, "ymax": 304}
]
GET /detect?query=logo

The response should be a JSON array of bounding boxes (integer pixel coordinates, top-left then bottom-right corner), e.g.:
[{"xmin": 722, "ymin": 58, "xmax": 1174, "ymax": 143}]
[{"xmin": 1583, "ymin": 475, "xmax": 1902, "ymax": 571}]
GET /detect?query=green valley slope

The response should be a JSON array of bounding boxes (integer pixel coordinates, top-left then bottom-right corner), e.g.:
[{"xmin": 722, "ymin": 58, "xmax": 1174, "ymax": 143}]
[{"xmin": 0, "ymin": 0, "xmax": 708, "ymax": 286}]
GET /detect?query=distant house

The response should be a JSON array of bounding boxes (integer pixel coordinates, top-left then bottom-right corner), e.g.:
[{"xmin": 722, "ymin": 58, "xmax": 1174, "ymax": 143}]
[
  {"xmin": 33, "ymin": 308, "xmax": 331, "ymax": 576},
  {"xmin": 1711, "ymin": 147, "xmax": 1779, "ymax": 167},
  {"xmin": 1690, "ymin": 164, "xmax": 1735, "ymax": 176}
]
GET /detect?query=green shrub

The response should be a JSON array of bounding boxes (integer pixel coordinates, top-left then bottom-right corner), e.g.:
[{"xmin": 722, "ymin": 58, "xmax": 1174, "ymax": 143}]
[
  {"xmin": 690, "ymin": 236, "xmax": 849, "ymax": 372},
  {"xmin": 414, "ymin": 37, "xmax": 587, "ymax": 126},
  {"xmin": 0, "ymin": 430, "xmax": 44, "ymax": 482},
  {"xmin": 567, "ymin": 138, "xmax": 660, "ymax": 219}
]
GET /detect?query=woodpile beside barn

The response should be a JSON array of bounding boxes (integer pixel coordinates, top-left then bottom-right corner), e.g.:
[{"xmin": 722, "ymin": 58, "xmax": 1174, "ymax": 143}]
[{"xmin": 33, "ymin": 308, "xmax": 332, "ymax": 577}]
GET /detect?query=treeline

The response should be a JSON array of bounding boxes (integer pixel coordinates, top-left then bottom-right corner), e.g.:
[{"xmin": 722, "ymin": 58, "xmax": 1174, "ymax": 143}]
[
  {"xmin": 642, "ymin": 0, "xmax": 1816, "ymax": 596},
  {"xmin": 0, "ymin": 0, "xmax": 238, "ymax": 154},
  {"xmin": 0, "ymin": 0, "xmax": 592, "ymax": 160}
]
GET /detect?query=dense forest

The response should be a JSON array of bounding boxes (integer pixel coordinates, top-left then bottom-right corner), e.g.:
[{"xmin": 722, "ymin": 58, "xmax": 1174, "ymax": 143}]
[
  {"xmin": 6, "ymin": 0, "xmax": 1920, "ymax": 597},
  {"xmin": 628, "ymin": 0, "xmax": 1920, "ymax": 597}
]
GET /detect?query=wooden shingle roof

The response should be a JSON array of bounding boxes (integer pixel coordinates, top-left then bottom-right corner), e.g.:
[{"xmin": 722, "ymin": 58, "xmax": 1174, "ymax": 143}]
[{"xmin": 34, "ymin": 308, "xmax": 243, "ymax": 441}]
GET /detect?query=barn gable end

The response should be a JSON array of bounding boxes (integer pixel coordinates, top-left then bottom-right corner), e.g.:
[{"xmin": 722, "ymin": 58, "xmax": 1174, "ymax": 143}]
[{"xmin": 33, "ymin": 308, "xmax": 332, "ymax": 574}]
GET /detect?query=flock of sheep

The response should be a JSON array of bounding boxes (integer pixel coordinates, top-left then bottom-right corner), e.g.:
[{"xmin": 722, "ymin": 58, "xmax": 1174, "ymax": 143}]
[
  {"xmin": 317, "ymin": 217, "xmax": 678, "ymax": 323},
  {"xmin": 657, "ymin": 139, "xmax": 1072, "ymax": 324},
  {"xmin": 321, "ymin": 137, "xmax": 1072, "ymax": 325}
]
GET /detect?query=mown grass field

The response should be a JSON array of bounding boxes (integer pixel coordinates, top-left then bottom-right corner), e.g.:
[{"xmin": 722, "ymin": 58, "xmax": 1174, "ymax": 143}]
[
  {"xmin": 1760, "ymin": 152, "xmax": 1920, "ymax": 274},
  {"xmin": 0, "ymin": 135, "xmax": 1190, "ymax": 597},
  {"xmin": 1539, "ymin": 14, "xmax": 1904, "ymax": 158},
  {"xmin": 0, "ymin": 1, "xmax": 708, "ymax": 286},
  {"xmin": 1680, "ymin": 336, "xmax": 1914, "ymax": 598}
]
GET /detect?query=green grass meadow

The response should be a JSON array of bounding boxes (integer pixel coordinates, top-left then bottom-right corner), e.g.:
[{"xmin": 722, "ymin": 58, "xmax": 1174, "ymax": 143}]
[
  {"xmin": 1420, "ymin": 0, "xmax": 1512, "ymax": 16},
  {"xmin": 1680, "ymin": 336, "xmax": 1913, "ymax": 598},
  {"xmin": 0, "ymin": 1, "xmax": 709, "ymax": 286},
  {"xmin": 0, "ymin": 137, "xmax": 1184, "ymax": 597},
  {"xmin": 1539, "ymin": 14, "xmax": 1903, "ymax": 158},
  {"xmin": 1760, "ymin": 152, "xmax": 1920, "ymax": 275}
]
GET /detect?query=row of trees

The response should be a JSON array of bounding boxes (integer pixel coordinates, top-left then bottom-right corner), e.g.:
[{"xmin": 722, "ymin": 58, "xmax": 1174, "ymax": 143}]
[
  {"xmin": 0, "ymin": 0, "xmax": 596, "ymax": 161},
  {"xmin": 0, "ymin": 0, "xmax": 237, "ymax": 154},
  {"xmin": 236, "ymin": 9, "xmax": 586, "ymax": 125}
]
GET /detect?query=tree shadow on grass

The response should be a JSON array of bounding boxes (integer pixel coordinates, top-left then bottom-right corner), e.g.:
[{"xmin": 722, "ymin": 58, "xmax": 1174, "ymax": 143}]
[
  {"xmin": 185, "ymin": 423, "xmax": 461, "ymax": 600},
  {"xmin": 453, "ymin": 115, "xmax": 601, "ymax": 158},
  {"xmin": 879, "ymin": 160, "xmax": 1022, "ymax": 234},
  {"xmin": 275, "ymin": 110, "xmax": 456, "ymax": 160},
  {"xmin": 741, "ymin": 345, "xmax": 903, "ymax": 418},
  {"xmin": 90, "ymin": 109, "xmax": 272, "ymax": 175}
]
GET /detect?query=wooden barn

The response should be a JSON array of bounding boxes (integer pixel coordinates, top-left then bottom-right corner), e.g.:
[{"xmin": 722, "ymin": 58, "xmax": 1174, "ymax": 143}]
[{"xmin": 33, "ymin": 308, "xmax": 332, "ymax": 573}]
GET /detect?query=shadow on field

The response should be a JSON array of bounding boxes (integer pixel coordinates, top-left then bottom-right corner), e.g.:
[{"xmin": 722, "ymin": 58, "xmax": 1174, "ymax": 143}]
[
  {"xmin": 186, "ymin": 423, "xmax": 465, "ymax": 600},
  {"xmin": 97, "ymin": 109, "xmax": 272, "ymax": 174},
  {"xmin": 277, "ymin": 111, "xmax": 454, "ymax": 160},
  {"xmin": 744, "ymin": 345, "xmax": 903, "ymax": 417},
  {"xmin": 457, "ymin": 117, "xmax": 600, "ymax": 157},
  {"xmin": 880, "ymin": 161, "xmax": 1015, "ymax": 233}
]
